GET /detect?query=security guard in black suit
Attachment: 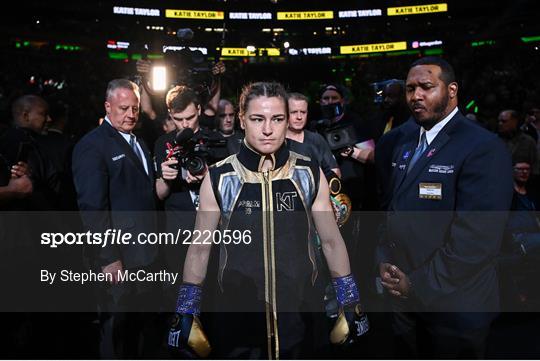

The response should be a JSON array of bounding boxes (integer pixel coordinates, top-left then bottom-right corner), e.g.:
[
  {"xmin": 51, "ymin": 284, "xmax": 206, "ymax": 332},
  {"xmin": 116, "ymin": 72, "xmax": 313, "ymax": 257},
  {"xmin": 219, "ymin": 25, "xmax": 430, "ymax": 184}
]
[
  {"xmin": 72, "ymin": 79, "xmax": 163, "ymax": 358},
  {"xmin": 377, "ymin": 57, "xmax": 513, "ymax": 358}
]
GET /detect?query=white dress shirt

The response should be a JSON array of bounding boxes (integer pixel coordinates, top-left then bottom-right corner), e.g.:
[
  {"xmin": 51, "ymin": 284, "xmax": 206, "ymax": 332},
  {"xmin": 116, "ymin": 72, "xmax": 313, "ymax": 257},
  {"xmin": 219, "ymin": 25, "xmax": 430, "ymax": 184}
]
[
  {"xmin": 105, "ymin": 117, "xmax": 149, "ymax": 174},
  {"xmin": 417, "ymin": 106, "xmax": 459, "ymax": 146}
]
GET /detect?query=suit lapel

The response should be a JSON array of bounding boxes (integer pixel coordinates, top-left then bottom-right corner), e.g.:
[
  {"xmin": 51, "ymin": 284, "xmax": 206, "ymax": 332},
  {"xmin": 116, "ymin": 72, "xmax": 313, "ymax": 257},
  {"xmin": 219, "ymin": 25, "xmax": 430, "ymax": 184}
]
[
  {"xmin": 395, "ymin": 114, "xmax": 461, "ymax": 195},
  {"xmin": 393, "ymin": 141, "xmax": 417, "ymax": 194},
  {"xmin": 398, "ymin": 132, "xmax": 450, "ymax": 193},
  {"xmin": 103, "ymin": 122, "xmax": 150, "ymax": 178}
]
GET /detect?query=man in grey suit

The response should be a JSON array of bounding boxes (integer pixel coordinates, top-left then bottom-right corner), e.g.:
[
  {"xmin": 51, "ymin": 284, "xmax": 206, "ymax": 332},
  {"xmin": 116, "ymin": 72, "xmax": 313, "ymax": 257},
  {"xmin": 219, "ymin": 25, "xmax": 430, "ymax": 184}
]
[
  {"xmin": 72, "ymin": 79, "xmax": 162, "ymax": 358},
  {"xmin": 377, "ymin": 57, "xmax": 513, "ymax": 358}
]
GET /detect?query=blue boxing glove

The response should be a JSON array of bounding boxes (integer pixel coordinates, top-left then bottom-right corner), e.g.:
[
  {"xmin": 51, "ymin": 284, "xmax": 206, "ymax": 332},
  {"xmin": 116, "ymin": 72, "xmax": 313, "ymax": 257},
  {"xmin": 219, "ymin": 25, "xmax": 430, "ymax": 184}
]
[
  {"xmin": 329, "ymin": 274, "xmax": 369, "ymax": 345},
  {"xmin": 168, "ymin": 283, "xmax": 211, "ymax": 358}
]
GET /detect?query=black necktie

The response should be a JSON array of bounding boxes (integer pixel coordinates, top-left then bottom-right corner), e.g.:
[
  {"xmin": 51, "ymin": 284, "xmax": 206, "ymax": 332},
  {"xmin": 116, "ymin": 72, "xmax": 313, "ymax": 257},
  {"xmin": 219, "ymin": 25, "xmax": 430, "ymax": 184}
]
[
  {"xmin": 130, "ymin": 134, "xmax": 145, "ymax": 166},
  {"xmin": 407, "ymin": 131, "xmax": 428, "ymax": 174}
]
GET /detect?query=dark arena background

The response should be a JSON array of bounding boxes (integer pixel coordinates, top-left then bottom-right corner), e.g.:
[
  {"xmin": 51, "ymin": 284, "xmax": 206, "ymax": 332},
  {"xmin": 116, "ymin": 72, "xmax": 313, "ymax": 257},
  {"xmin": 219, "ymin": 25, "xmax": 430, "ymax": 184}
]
[
  {"xmin": 2, "ymin": 0, "xmax": 539, "ymax": 135},
  {"xmin": 0, "ymin": 0, "xmax": 539, "ymax": 359}
]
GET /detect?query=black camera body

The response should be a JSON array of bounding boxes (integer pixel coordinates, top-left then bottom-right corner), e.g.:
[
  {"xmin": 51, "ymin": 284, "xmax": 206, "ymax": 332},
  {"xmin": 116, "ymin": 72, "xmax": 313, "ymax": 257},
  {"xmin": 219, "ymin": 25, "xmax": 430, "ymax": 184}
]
[
  {"xmin": 133, "ymin": 27, "xmax": 213, "ymax": 102},
  {"xmin": 166, "ymin": 128, "xmax": 226, "ymax": 176},
  {"xmin": 313, "ymin": 102, "xmax": 359, "ymax": 151},
  {"xmin": 323, "ymin": 125, "xmax": 358, "ymax": 151},
  {"xmin": 166, "ymin": 48, "xmax": 212, "ymax": 95},
  {"xmin": 166, "ymin": 28, "xmax": 213, "ymax": 102}
]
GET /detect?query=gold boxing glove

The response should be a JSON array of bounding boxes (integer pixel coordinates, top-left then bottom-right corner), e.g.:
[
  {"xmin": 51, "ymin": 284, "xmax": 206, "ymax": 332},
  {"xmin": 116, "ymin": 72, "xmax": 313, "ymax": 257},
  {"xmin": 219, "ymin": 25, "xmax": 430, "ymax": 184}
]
[
  {"xmin": 168, "ymin": 312, "xmax": 211, "ymax": 358},
  {"xmin": 330, "ymin": 274, "xmax": 369, "ymax": 346},
  {"xmin": 330, "ymin": 304, "xmax": 370, "ymax": 345},
  {"xmin": 168, "ymin": 283, "xmax": 211, "ymax": 358}
]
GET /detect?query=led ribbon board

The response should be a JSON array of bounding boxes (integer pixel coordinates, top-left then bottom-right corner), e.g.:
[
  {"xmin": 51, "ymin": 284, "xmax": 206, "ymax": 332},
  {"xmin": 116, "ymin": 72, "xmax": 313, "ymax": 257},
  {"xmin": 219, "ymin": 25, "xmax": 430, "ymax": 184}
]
[
  {"xmin": 289, "ymin": 47, "xmax": 332, "ymax": 55},
  {"xmin": 229, "ymin": 12, "xmax": 272, "ymax": 20},
  {"xmin": 277, "ymin": 11, "xmax": 334, "ymax": 20},
  {"xmin": 387, "ymin": 3, "xmax": 448, "ymax": 16},
  {"xmin": 165, "ymin": 9, "xmax": 224, "ymax": 19},
  {"xmin": 113, "ymin": 6, "xmax": 160, "ymax": 16},
  {"xmin": 340, "ymin": 41, "xmax": 407, "ymax": 54},
  {"xmin": 221, "ymin": 48, "xmax": 280, "ymax": 56},
  {"xmin": 338, "ymin": 9, "xmax": 383, "ymax": 18}
]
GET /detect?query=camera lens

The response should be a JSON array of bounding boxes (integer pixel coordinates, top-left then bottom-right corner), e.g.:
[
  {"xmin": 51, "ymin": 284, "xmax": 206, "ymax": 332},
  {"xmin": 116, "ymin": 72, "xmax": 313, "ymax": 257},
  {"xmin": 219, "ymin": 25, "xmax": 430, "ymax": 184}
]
[
  {"xmin": 332, "ymin": 134, "xmax": 341, "ymax": 142},
  {"xmin": 187, "ymin": 155, "xmax": 206, "ymax": 176}
]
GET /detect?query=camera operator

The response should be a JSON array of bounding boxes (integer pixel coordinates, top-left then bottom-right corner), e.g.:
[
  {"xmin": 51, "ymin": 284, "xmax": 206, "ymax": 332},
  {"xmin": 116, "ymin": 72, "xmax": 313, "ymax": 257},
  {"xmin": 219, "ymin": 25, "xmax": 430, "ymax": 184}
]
[
  {"xmin": 136, "ymin": 59, "xmax": 225, "ymax": 131},
  {"xmin": 155, "ymin": 85, "xmax": 211, "ymax": 209},
  {"xmin": 154, "ymin": 85, "xmax": 226, "ymax": 302},
  {"xmin": 313, "ymin": 84, "xmax": 376, "ymax": 211}
]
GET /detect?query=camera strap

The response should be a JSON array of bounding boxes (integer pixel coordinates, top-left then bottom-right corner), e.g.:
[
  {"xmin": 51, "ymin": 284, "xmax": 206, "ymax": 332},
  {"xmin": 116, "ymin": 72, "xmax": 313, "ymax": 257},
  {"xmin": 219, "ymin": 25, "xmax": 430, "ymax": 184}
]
[{"xmin": 166, "ymin": 142, "xmax": 180, "ymax": 159}]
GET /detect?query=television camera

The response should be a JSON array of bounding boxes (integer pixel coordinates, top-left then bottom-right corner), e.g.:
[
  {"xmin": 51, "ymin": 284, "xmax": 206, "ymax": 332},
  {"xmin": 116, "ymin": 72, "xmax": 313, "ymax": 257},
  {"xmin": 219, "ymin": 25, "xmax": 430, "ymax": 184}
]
[
  {"xmin": 314, "ymin": 103, "xmax": 359, "ymax": 151},
  {"xmin": 134, "ymin": 28, "xmax": 214, "ymax": 103},
  {"xmin": 165, "ymin": 128, "xmax": 227, "ymax": 176}
]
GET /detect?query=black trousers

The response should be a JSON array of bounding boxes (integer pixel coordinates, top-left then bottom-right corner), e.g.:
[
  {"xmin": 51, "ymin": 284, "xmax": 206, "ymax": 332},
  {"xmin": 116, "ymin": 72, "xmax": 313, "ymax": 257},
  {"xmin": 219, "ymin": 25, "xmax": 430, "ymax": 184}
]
[
  {"xmin": 97, "ymin": 264, "xmax": 168, "ymax": 359},
  {"xmin": 391, "ymin": 310, "xmax": 490, "ymax": 359}
]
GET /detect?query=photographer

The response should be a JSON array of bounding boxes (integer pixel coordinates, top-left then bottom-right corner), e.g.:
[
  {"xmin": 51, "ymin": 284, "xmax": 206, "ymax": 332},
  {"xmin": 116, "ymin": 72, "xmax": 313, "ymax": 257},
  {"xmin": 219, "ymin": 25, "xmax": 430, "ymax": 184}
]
[
  {"xmin": 154, "ymin": 86, "xmax": 226, "ymax": 299},
  {"xmin": 136, "ymin": 58, "xmax": 225, "ymax": 130},
  {"xmin": 155, "ymin": 85, "xmax": 223, "ymax": 208}
]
